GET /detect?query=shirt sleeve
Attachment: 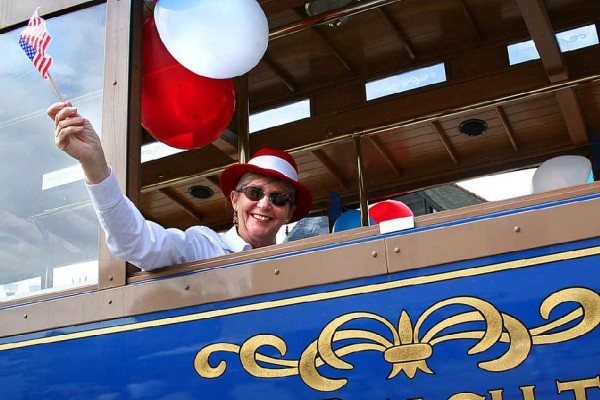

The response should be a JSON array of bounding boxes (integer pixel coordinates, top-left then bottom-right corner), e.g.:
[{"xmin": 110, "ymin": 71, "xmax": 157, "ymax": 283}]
[{"xmin": 86, "ymin": 170, "xmax": 229, "ymax": 271}]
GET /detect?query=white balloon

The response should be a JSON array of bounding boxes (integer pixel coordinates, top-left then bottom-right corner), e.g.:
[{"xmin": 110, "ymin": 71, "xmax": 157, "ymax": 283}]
[
  {"xmin": 154, "ymin": 0, "xmax": 269, "ymax": 79},
  {"xmin": 531, "ymin": 155, "xmax": 592, "ymax": 194}
]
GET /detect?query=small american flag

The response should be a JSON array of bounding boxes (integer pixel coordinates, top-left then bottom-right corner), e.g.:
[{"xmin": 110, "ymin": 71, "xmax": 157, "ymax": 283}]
[{"xmin": 19, "ymin": 8, "xmax": 52, "ymax": 80}]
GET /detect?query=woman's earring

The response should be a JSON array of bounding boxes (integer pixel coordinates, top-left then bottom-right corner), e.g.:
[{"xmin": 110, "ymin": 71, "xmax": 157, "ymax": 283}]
[
  {"xmin": 284, "ymin": 220, "xmax": 289, "ymax": 236},
  {"xmin": 233, "ymin": 210, "xmax": 238, "ymax": 226}
]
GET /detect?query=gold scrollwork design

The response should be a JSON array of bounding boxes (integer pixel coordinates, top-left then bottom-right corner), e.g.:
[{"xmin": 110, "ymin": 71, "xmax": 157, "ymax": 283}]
[{"xmin": 194, "ymin": 287, "xmax": 600, "ymax": 392}]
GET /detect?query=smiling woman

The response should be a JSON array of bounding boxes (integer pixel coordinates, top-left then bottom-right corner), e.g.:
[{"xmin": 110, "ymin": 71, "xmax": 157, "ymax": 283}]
[
  {"xmin": 47, "ymin": 96, "xmax": 314, "ymax": 270},
  {"xmin": 221, "ymin": 148, "xmax": 312, "ymax": 249},
  {"xmin": 2, "ymin": 0, "xmax": 600, "ymax": 398},
  {"xmin": 0, "ymin": 4, "xmax": 106, "ymax": 300}
]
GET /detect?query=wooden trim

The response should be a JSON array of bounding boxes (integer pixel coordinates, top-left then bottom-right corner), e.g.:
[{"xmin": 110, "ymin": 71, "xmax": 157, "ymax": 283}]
[
  {"xmin": 353, "ymin": 135, "xmax": 370, "ymax": 226},
  {"xmin": 97, "ymin": 0, "xmax": 140, "ymax": 290},
  {"xmin": 376, "ymin": 7, "xmax": 416, "ymax": 60},
  {"xmin": 290, "ymin": 8, "xmax": 355, "ymax": 74},
  {"xmin": 0, "ymin": 0, "xmax": 98, "ymax": 30},
  {"xmin": 312, "ymin": 27, "xmax": 355, "ymax": 74},
  {"xmin": 495, "ymin": 106, "xmax": 519, "ymax": 151},
  {"xmin": 2, "ymin": 185, "xmax": 600, "ymax": 337},
  {"xmin": 128, "ymin": 1, "xmax": 143, "ymax": 206},
  {"xmin": 210, "ymin": 139, "xmax": 239, "ymax": 161},
  {"xmin": 387, "ymin": 190, "xmax": 600, "ymax": 272},
  {"xmin": 158, "ymin": 188, "xmax": 203, "ymax": 222},
  {"xmin": 140, "ymin": 48, "xmax": 600, "ymax": 189},
  {"xmin": 555, "ymin": 87, "xmax": 589, "ymax": 146},
  {"xmin": 516, "ymin": 0, "xmax": 568, "ymax": 82},
  {"xmin": 262, "ymin": 53, "xmax": 298, "ymax": 92},
  {"xmin": 127, "ymin": 181, "xmax": 600, "ymax": 283},
  {"xmin": 312, "ymin": 149, "xmax": 350, "ymax": 190},
  {"xmin": 0, "ymin": 284, "xmax": 97, "ymax": 309},
  {"xmin": 252, "ymin": 62, "xmax": 557, "ymax": 155},
  {"xmin": 456, "ymin": 0, "xmax": 483, "ymax": 42},
  {"xmin": 431, "ymin": 120, "xmax": 459, "ymax": 165},
  {"xmin": 367, "ymin": 136, "xmax": 402, "ymax": 176},
  {"xmin": 258, "ymin": 0, "xmax": 306, "ymax": 15},
  {"xmin": 0, "ymin": 239, "xmax": 387, "ymax": 337},
  {"xmin": 269, "ymin": 0, "xmax": 405, "ymax": 41},
  {"xmin": 237, "ymin": 75, "xmax": 251, "ymax": 163}
]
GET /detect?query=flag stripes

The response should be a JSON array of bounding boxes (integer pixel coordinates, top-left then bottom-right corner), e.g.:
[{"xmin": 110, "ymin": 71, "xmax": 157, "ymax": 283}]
[{"xmin": 19, "ymin": 8, "xmax": 53, "ymax": 79}]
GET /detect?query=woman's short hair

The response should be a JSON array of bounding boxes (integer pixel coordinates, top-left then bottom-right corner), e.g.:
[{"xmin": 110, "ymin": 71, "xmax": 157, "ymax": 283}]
[{"xmin": 235, "ymin": 172, "xmax": 296, "ymax": 196}]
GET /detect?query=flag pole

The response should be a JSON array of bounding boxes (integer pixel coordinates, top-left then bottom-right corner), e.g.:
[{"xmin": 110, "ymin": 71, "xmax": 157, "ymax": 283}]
[{"xmin": 47, "ymin": 72, "xmax": 64, "ymax": 102}]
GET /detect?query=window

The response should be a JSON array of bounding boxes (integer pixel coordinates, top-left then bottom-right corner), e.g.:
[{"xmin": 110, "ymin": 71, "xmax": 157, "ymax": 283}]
[
  {"xmin": 457, "ymin": 169, "xmax": 536, "ymax": 201},
  {"xmin": 250, "ymin": 99, "xmax": 311, "ymax": 133},
  {"xmin": 507, "ymin": 40, "xmax": 540, "ymax": 65},
  {"xmin": 366, "ymin": 63, "xmax": 446, "ymax": 101},
  {"xmin": 141, "ymin": 141, "xmax": 185, "ymax": 163},
  {"xmin": 508, "ymin": 24, "xmax": 599, "ymax": 65},
  {"xmin": 0, "ymin": 4, "xmax": 106, "ymax": 300},
  {"xmin": 556, "ymin": 25, "xmax": 599, "ymax": 52}
]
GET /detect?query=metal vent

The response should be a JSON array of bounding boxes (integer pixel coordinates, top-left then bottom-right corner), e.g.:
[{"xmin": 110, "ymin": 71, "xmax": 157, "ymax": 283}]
[
  {"xmin": 305, "ymin": 0, "xmax": 355, "ymax": 16},
  {"xmin": 459, "ymin": 119, "xmax": 488, "ymax": 137},
  {"xmin": 188, "ymin": 185, "xmax": 214, "ymax": 199},
  {"xmin": 305, "ymin": 0, "xmax": 357, "ymax": 26}
]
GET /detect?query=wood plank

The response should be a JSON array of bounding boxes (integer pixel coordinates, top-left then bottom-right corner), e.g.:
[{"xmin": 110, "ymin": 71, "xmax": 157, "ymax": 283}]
[
  {"xmin": 98, "ymin": 0, "xmax": 140, "ymax": 289},
  {"xmin": 312, "ymin": 149, "xmax": 350, "ymax": 190},
  {"xmin": 516, "ymin": 0, "xmax": 568, "ymax": 82},
  {"xmin": 367, "ymin": 136, "xmax": 403, "ymax": 176},
  {"xmin": 430, "ymin": 121, "xmax": 459, "ymax": 164},
  {"xmin": 495, "ymin": 106, "xmax": 519, "ymax": 151},
  {"xmin": 252, "ymin": 62, "xmax": 558, "ymax": 152},
  {"xmin": 0, "ymin": 0, "xmax": 96, "ymax": 29},
  {"xmin": 376, "ymin": 7, "xmax": 416, "ymax": 59},
  {"xmin": 555, "ymin": 87, "xmax": 589, "ymax": 145},
  {"xmin": 158, "ymin": 187, "xmax": 203, "ymax": 222}
]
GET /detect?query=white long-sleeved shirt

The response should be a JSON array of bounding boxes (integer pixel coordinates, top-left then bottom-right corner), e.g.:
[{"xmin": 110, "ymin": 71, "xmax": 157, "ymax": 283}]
[{"xmin": 86, "ymin": 170, "xmax": 251, "ymax": 271}]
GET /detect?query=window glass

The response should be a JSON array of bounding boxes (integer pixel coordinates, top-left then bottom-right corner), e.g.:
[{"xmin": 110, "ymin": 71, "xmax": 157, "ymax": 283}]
[
  {"xmin": 556, "ymin": 25, "xmax": 599, "ymax": 53},
  {"xmin": 508, "ymin": 24, "xmax": 599, "ymax": 65},
  {"xmin": 141, "ymin": 141, "xmax": 185, "ymax": 163},
  {"xmin": 0, "ymin": 4, "xmax": 106, "ymax": 300},
  {"xmin": 250, "ymin": 99, "xmax": 311, "ymax": 133},
  {"xmin": 366, "ymin": 63, "xmax": 446, "ymax": 101},
  {"xmin": 507, "ymin": 40, "xmax": 540, "ymax": 65}
]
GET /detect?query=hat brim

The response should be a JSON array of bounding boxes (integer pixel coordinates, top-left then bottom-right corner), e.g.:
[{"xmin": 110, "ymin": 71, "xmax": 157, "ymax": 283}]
[{"xmin": 220, "ymin": 163, "xmax": 312, "ymax": 222}]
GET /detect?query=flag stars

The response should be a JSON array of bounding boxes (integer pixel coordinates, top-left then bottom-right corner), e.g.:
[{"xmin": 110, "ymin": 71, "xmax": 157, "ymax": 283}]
[{"xmin": 19, "ymin": 37, "xmax": 37, "ymax": 61}]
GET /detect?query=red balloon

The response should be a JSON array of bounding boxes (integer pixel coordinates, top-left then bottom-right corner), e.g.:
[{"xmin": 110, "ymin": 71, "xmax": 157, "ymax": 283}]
[
  {"xmin": 142, "ymin": 17, "xmax": 235, "ymax": 149},
  {"xmin": 369, "ymin": 200, "xmax": 413, "ymax": 223}
]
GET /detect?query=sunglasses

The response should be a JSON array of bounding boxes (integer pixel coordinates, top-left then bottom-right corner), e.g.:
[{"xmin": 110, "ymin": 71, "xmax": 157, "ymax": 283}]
[{"xmin": 237, "ymin": 186, "xmax": 294, "ymax": 207}]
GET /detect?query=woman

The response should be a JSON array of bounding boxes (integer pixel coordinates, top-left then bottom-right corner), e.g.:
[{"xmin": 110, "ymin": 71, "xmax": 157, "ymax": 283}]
[{"xmin": 47, "ymin": 101, "xmax": 312, "ymax": 271}]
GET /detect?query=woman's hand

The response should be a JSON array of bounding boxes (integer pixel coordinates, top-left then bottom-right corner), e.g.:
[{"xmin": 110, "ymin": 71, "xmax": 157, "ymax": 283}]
[{"xmin": 47, "ymin": 101, "xmax": 110, "ymax": 184}]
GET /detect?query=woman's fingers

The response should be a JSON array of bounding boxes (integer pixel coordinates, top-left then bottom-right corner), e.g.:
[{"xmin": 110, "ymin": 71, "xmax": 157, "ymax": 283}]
[
  {"xmin": 46, "ymin": 101, "xmax": 72, "ymax": 120},
  {"xmin": 46, "ymin": 102, "xmax": 62, "ymax": 119},
  {"xmin": 55, "ymin": 125, "xmax": 84, "ymax": 150},
  {"xmin": 54, "ymin": 115, "xmax": 82, "ymax": 140},
  {"xmin": 54, "ymin": 106, "xmax": 79, "ymax": 127},
  {"xmin": 56, "ymin": 116, "xmax": 84, "ymax": 130}
]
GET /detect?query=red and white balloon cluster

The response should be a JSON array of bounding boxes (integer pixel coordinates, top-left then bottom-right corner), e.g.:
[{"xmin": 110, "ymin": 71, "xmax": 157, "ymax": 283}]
[{"xmin": 142, "ymin": 0, "xmax": 269, "ymax": 149}]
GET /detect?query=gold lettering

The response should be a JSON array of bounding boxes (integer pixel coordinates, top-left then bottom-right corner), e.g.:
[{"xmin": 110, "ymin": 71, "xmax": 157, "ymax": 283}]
[
  {"xmin": 520, "ymin": 385, "xmax": 537, "ymax": 400},
  {"xmin": 489, "ymin": 386, "xmax": 536, "ymax": 400},
  {"xmin": 449, "ymin": 393, "xmax": 486, "ymax": 400},
  {"xmin": 557, "ymin": 376, "xmax": 600, "ymax": 400}
]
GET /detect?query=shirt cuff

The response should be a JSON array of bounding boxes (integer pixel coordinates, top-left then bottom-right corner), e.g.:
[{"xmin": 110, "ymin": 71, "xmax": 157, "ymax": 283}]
[{"xmin": 85, "ymin": 168, "xmax": 124, "ymax": 210}]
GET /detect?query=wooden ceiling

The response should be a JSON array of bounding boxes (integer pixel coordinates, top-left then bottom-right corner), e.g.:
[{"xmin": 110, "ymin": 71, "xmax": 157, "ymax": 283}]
[{"xmin": 140, "ymin": 0, "xmax": 600, "ymax": 231}]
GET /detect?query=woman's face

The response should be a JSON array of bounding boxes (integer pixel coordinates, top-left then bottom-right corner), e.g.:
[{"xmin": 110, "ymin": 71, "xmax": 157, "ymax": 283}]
[{"xmin": 231, "ymin": 175, "xmax": 296, "ymax": 248}]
